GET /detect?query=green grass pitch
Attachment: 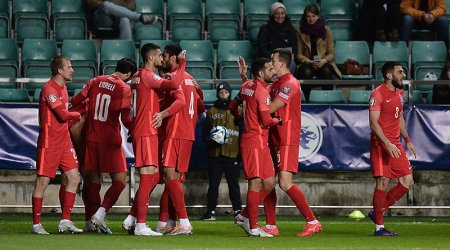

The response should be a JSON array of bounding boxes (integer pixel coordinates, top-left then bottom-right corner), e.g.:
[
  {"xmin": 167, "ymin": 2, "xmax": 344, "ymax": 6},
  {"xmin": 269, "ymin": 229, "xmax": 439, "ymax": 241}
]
[{"xmin": 1, "ymin": 213, "xmax": 450, "ymax": 249}]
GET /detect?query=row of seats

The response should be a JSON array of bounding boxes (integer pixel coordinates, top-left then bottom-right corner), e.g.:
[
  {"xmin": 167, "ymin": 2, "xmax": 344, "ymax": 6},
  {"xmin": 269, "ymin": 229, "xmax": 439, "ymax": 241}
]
[{"xmin": 0, "ymin": 88, "xmax": 433, "ymax": 105}]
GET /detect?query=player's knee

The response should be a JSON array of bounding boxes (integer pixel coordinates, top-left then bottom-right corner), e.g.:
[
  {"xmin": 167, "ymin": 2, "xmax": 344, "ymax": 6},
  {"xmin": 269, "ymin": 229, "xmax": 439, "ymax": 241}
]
[
  {"xmin": 68, "ymin": 173, "xmax": 81, "ymax": 185},
  {"xmin": 278, "ymin": 181, "xmax": 291, "ymax": 192}
]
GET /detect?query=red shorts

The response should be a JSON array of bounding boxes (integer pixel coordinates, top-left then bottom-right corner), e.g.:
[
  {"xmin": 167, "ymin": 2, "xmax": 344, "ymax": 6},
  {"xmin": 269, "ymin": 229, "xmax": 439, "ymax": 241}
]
[
  {"xmin": 241, "ymin": 146, "xmax": 275, "ymax": 180},
  {"xmin": 370, "ymin": 137, "xmax": 412, "ymax": 179},
  {"xmin": 84, "ymin": 142, "xmax": 127, "ymax": 173},
  {"xmin": 36, "ymin": 140, "xmax": 78, "ymax": 178},
  {"xmin": 161, "ymin": 138, "xmax": 193, "ymax": 173},
  {"xmin": 271, "ymin": 145, "xmax": 300, "ymax": 174},
  {"xmin": 132, "ymin": 136, "xmax": 159, "ymax": 168}
]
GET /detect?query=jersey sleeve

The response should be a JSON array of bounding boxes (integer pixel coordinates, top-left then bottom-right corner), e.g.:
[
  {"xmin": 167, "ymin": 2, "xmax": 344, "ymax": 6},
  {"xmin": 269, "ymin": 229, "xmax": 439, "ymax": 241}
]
[
  {"xmin": 274, "ymin": 80, "xmax": 298, "ymax": 105},
  {"xmin": 256, "ymin": 87, "xmax": 271, "ymax": 112},
  {"xmin": 121, "ymin": 85, "xmax": 132, "ymax": 109},
  {"xmin": 369, "ymin": 90, "xmax": 383, "ymax": 111},
  {"xmin": 43, "ymin": 86, "xmax": 63, "ymax": 109},
  {"xmin": 145, "ymin": 72, "xmax": 165, "ymax": 89}
]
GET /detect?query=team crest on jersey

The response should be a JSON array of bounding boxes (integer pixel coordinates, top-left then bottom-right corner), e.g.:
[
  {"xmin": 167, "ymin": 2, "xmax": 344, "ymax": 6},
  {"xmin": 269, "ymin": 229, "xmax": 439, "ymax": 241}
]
[
  {"xmin": 265, "ymin": 96, "xmax": 271, "ymax": 105},
  {"xmin": 153, "ymin": 74, "xmax": 162, "ymax": 81},
  {"xmin": 248, "ymin": 81, "xmax": 254, "ymax": 86},
  {"xmin": 283, "ymin": 86, "xmax": 291, "ymax": 94},
  {"xmin": 369, "ymin": 97, "xmax": 376, "ymax": 106},
  {"xmin": 49, "ymin": 94, "xmax": 57, "ymax": 103},
  {"xmin": 299, "ymin": 112, "xmax": 323, "ymax": 162}
]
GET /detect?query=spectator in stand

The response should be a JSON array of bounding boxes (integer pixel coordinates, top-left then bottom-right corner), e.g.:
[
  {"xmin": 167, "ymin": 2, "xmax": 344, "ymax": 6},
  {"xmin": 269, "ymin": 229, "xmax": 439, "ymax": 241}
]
[
  {"xmin": 432, "ymin": 62, "xmax": 450, "ymax": 104},
  {"xmin": 256, "ymin": 2, "xmax": 298, "ymax": 72},
  {"xmin": 400, "ymin": 0, "xmax": 448, "ymax": 46},
  {"xmin": 295, "ymin": 4, "xmax": 342, "ymax": 101},
  {"xmin": 355, "ymin": 0, "xmax": 401, "ymax": 43},
  {"xmin": 87, "ymin": 0, "xmax": 158, "ymax": 40}
]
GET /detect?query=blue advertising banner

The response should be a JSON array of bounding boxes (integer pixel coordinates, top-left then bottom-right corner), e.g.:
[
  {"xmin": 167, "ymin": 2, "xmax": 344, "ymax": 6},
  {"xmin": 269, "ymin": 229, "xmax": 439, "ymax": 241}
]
[{"xmin": 1, "ymin": 103, "xmax": 449, "ymax": 171}]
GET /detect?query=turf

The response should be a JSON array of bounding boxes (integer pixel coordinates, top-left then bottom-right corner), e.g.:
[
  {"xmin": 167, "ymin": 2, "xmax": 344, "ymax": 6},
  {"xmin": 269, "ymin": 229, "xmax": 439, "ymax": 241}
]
[{"xmin": 1, "ymin": 214, "xmax": 450, "ymax": 249}]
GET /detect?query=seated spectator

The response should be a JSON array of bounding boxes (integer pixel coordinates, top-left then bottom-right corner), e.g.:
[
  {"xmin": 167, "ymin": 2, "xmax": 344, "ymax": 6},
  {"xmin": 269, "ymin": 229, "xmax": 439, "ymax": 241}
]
[
  {"xmin": 295, "ymin": 4, "xmax": 342, "ymax": 100},
  {"xmin": 256, "ymin": 2, "xmax": 297, "ymax": 72},
  {"xmin": 400, "ymin": 0, "xmax": 448, "ymax": 45},
  {"xmin": 87, "ymin": 0, "xmax": 157, "ymax": 40},
  {"xmin": 432, "ymin": 62, "xmax": 450, "ymax": 104},
  {"xmin": 355, "ymin": 0, "xmax": 401, "ymax": 42}
]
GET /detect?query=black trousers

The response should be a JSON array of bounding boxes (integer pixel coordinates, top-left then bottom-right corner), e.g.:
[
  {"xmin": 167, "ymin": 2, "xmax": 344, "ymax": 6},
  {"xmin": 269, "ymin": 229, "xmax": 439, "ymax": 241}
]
[{"xmin": 206, "ymin": 156, "xmax": 242, "ymax": 212}]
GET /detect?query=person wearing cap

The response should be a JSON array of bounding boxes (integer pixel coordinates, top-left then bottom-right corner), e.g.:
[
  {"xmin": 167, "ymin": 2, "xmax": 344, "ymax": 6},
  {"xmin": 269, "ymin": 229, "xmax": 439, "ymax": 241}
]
[
  {"xmin": 256, "ymin": 2, "xmax": 298, "ymax": 72},
  {"xmin": 201, "ymin": 83, "xmax": 242, "ymax": 221}
]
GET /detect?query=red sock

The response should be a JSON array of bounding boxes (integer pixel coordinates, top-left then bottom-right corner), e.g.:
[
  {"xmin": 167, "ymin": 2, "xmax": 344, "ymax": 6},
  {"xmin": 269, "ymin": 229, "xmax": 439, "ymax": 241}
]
[
  {"xmin": 101, "ymin": 181, "xmax": 125, "ymax": 212},
  {"xmin": 166, "ymin": 179, "xmax": 188, "ymax": 219},
  {"xmin": 385, "ymin": 183, "xmax": 409, "ymax": 209},
  {"xmin": 83, "ymin": 182, "xmax": 101, "ymax": 221},
  {"xmin": 286, "ymin": 185, "xmax": 316, "ymax": 222},
  {"xmin": 61, "ymin": 191, "xmax": 76, "ymax": 221},
  {"xmin": 373, "ymin": 188, "xmax": 387, "ymax": 225},
  {"xmin": 168, "ymin": 197, "xmax": 178, "ymax": 221},
  {"xmin": 59, "ymin": 184, "xmax": 66, "ymax": 210},
  {"xmin": 135, "ymin": 174, "xmax": 159, "ymax": 223},
  {"xmin": 246, "ymin": 190, "xmax": 260, "ymax": 229},
  {"xmin": 32, "ymin": 197, "xmax": 43, "ymax": 224},
  {"xmin": 241, "ymin": 207, "xmax": 248, "ymax": 218},
  {"xmin": 158, "ymin": 187, "xmax": 170, "ymax": 222},
  {"xmin": 264, "ymin": 188, "xmax": 277, "ymax": 225}
]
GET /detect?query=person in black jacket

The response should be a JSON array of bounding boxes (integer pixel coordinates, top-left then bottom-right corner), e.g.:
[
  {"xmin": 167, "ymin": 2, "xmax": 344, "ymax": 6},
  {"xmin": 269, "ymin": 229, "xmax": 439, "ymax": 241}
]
[{"xmin": 256, "ymin": 2, "xmax": 297, "ymax": 72}]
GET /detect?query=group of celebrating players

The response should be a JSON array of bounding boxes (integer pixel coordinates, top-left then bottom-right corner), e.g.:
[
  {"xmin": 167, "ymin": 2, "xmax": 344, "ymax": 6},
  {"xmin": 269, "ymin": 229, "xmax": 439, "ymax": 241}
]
[{"xmin": 30, "ymin": 40, "xmax": 417, "ymax": 237}]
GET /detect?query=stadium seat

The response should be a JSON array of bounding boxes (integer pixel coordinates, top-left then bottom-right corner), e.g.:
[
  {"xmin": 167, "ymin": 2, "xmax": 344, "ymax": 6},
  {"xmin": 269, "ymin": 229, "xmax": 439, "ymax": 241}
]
[
  {"xmin": 373, "ymin": 41, "xmax": 409, "ymax": 80},
  {"xmin": 411, "ymin": 41, "xmax": 447, "ymax": 92},
  {"xmin": 244, "ymin": 0, "xmax": 277, "ymax": 43},
  {"xmin": 348, "ymin": 90, "xmax": 372, "ymax": 104},
  {"xmin": 13, "ymin": 0, "xmax": 49, "ymax": 42},
  {"xmin": 101, "ymin": 40, "xmax": 136, "ymax": 74},
  {"xmin": 0, "ymin": 0, "xmax": 9, "ymax": 38},
  {"xmin": 403, "ymin": 90, "xmax": 425, "ymax": 105},
  {"xmin": 203, "ymin": 89, "xmax": 217, "ymax": 104},
  {"xmin": 231, "ymin": 89, "xmax": 239, "ymax": 99},
  {"xmin": 33, "ymin": 88, "xmax": 41, "ymax": 102},
  {"xmin": 73, "ymin": 88, "xmax": 82, "ymax": 96},
  {"xmin": 61, "ymin": 40, "xmax": 98, "ymax": 85},
  {"xmin": 205, "ymin": 0, "xmax": 240, "ymax": 43},
  {"xmin": 180, "ymin": 40, "xmax": 215, "ymax": 79},
  {"xmin": 321, "ymin": 0, "xmax": 355, "ymax": 24},
  {"xmin": 0, "ymin": 82, "xmax": 16, "ymax": 89},
  {"xmin": 0, "ymin": 88, "xmax": 30, "ymax": 102},
  {"xmin": 217, "ymin": 40, "xmax": 253, "ymax": 79},
  {"xmin": 309, "ymin": 90, "xmax": 345, "ymax": 104},
  {"xmin": 0, "ymin": 39, "xmax": 19, "ymax": 78},
  {"xmin": 133, "ymin": 22, "xmax": 163, "ymax": 42},
  {"xmin": 330, "ymin": 25, "xmax": 353, "ymax": 41},
  {"xmin": 283, "ymin": 0, "xmax": 314, "ymax": 27},
  {"xmin": 22, "ymin": 39, "xmax": 57, "ymax": 89},
  {"xmin": 141, "ymin": 40, "xmax": 174, "ymax": 51},
  {"xmin": 335, "ymin": 41, "xmax": 372, "ymax": 79},
  {"xmin": 199, "ymin": 82, "xmax": 214, "ymax": 90},
  {"xmin": 51, "ymin": 0, "xmax": 87, "ymax": 43},
  {"xmin": 167, "ymin": 0, "xmax": 203, "ymax": 42},
  {"xmin": 135, "ymin": 0, "xmax": 164, "ymax": 26}
]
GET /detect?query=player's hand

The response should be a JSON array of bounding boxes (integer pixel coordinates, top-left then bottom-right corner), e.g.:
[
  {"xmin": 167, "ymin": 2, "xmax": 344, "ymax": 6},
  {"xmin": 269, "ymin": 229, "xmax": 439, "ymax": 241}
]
[
  {"xmin": 178, "ymin": 50, "xmax": 187, "ymax": 59},
  {"xmin": 386, "ymin": 142, "xmax": 401, "ymax": 158},
  {"xmin": 152, "ymin": 112, "xmax": 164, "ymax": 128},
  {"xmin": 127, "ymin": 131, "xmax": 132, "ymax": 143},
  {"xmin": 406, "ymin": 142, "xmax": 417, "ymax": 159},
  {"xmin": 238, "ymin": 56, "xmax": 248, "ymax": 76},
  {"xmin": 161, "ymin": 72, "xmax": 173, "ymax": 80}
]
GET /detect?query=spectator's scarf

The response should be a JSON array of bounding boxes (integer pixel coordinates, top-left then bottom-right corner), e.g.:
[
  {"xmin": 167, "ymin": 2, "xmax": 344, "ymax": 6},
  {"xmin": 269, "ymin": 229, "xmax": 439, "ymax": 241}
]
[{"xmin": 300, "ymin": 19, "xmax": 326, "ymax": 39}]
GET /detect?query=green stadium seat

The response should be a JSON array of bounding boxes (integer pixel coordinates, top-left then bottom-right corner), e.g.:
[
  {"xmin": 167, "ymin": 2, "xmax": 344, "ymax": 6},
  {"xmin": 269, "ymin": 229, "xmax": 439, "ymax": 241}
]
[
  {"xmin": 61, "ymin": 40, "xmax": 98, "ymax": 84},
  {"xmin": 203, "ymin": 89, "xmax": 217, "ymax": 104},
  {"xmin": 101, "ymin": 40, "xmax": 136, "ymax": 74},
  {"xmin": 0, "ymin": 82, "xmax": 16, "ymax": 89},
  {"xmin": 205, "ymin": 0, "xmax": 240, "ymax": 43},
  {"xmin": 283, "ymin": 0, "xmax": 314, "ymax": 26},
  {"xmin": 141, "ymin": 40, "xmax": 174, "ymax": 51},
  {"xmin": 412, "ymin": 41, "xmax": 447, "ymax": 84},
  {"xmin": 0, "ymin": 39, "xmax": 19, "ymax": 78},
  {"xmin": 335, "ymin": 41, "xmax": 372, "ymax": 79},
  {"xmin": 209, "ymin": 20, "xmax": 240, "ymax": 44},
  {"xmin": 244, "ymin": 0, "xmax": 277, "ymax": 43},
  {"xmin": 403, "ymin": 90, "xmax": 425, "ymax": 104},
  {"xmin": 309, "ymin": 90, "xmax": 345, "ymax": 104},
  {"xmin": 22, "ymin": 39, "xmax": 57, "ymax": 88},
  {"xmin": 330, "ymin": 25, "xmax": 353, "ymax": 41},
  {"xmin": 13, "ymin": 0, "xmax": 49, "ymax": 42},
  {"xmin": 373, "ymin": 41, "xmax": 409, "ymax": 80},
  {"xmin": 348, "ymin": 90, "xmax": 372, "ymax": 104},
  {"xmin": 199, "ymin": 82, "xmax": 214, "ymax": 90},
  {"xmin": 133, "ymin": 22, "xmax": 163, "ymax": 42},
  {"xmin": 51, "ymin": 0, "xmax": 87, "ymax": 43},
  {"xmin": 0, "ymin": 0, "xmax": 9, "ymax": 38},
  {"xmin": 168, "ymin": 0, "xmax": 203, "ymax": 42},
  {"xmin": 180, "ymin": 40, "xmax": 214, "ymax": 79},
  {"xmin": 73, "ymin": 88, "xmax": 82, "ymax": 96},
  {"xmin": 231, "ymin": 89, "xmax": 239, "ymax": 99},
  {"xmin": 33, "ymin": 88, "xmax": 41, "ymax": 102},
  {"xmin": 0, "ymin": 88, "xmax": 30, "ymax": 102},
  {"xmin": 321, "ymin": 0, "xmax": 355, "ymax": 24},
  {"xmin": 426, "ymin": 90, "xmax": 433, "ymax": 104},
  {"xmin": 135, "ymin": 0, "xmax": 164, "ymax": 25},
  {"xmin": 217, "ymin": 40, "xmax": 253, "ymax": 79}
]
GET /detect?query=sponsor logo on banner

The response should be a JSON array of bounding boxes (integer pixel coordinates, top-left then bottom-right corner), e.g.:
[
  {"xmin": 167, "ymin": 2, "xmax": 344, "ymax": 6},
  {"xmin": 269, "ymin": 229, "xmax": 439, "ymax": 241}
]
[{"xmin": 299, "ymin": 112, "xmax": 323, "ymax": 161}]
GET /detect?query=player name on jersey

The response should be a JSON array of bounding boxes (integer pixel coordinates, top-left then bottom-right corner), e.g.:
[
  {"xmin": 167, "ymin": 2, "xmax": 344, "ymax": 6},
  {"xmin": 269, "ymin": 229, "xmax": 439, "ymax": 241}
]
[{"xmin": 99, "ymin": 81, "xmax": 116, "ymax": 91}]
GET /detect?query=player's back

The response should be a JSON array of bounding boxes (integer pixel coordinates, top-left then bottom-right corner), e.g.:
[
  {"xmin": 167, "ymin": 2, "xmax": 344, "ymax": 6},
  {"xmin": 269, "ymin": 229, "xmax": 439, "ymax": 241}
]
[{"xmin": 83, "ymin": 74, "xmax": 131, "ymax": 145}]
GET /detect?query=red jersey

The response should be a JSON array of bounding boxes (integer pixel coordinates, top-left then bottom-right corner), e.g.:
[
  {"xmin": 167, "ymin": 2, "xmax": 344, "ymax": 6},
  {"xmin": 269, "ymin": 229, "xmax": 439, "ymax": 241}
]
[
  {"xmin": 240, "ymin": 79, "xmax": 273, "ymax": 149},
  {"xmin": 164, "ymin": 71, "xmax": 204, "ymax": 141},
  {"xmin": 268, "ymin": 73, "xmax": 301, "ymax": 146},
  {"xmin": 37, "ymin": 80, "xmax": 71, "ymax": 148},
  {"xmin": 369, "ymin": 84, "xmax": 405, "ymax": 143},
  {"xmin": 76, "ymin": 74, "xmax": 131, "ymax": 146}
]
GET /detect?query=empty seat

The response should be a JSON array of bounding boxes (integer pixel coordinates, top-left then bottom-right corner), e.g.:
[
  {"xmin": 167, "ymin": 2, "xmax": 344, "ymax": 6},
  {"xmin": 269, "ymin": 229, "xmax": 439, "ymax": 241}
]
[
  {"xmin": 321, "ymin": 0, "xmax": 355, "ymax": 25},
  {"xmin": 51, "ymin": 0, "xmax": 87, "ymax": 42},
  {"xmin": 0, "ymin": 88, "xmax": 30, "ymax": 102},
  {"xmin": 0, "ymin": 0, "xmax": 9, "ymax": 38},
  {"xmin": 309, "ymin": 90, "xmax": 345, "ymax": 104},
  {"xmin": 167, "ymin": 0, "xmax": 203, "ymax": 42},
  {"xmin": 206, "ymin": 0, "xmax": 240, "ymax": 43},
  {"xmin": 180, "ymin": 40, "xmax": 214, "ymax": 79},
  {"xmin": 348, "ymin": 90, "xmax": 372, "ymax": 104},
  {"xmin": 373, "ymin": 41, "xmax": 409, "ymax": 80},
  {"xmin": 217, "ymin": 40, "xmax": 253, "ymax": 79},
  {"xmin": 203, "ymin": 89, "xmax": 217, "ymax": 104},
  {"xmin": 13, "ymin": 0, "xmax": 49, "ymax": 42},
  {"xmin": 61, "ymin": 40, "xmax": 97, "ymax": 85},
  {"xmin": 33, "ymin": 88, "xmax": 41, "ymax": 102},
  {"xmin": 0, "ymin": 82, "xmax": 16, "ymax": 88},
  {"xmin": 22, "ymin": 39, "xmax": 57, "ymax": 87},
  {"xmin": 140, "ymin": 40, "xmax": 174, "ymax": 51},
  {"xmin": 133, "ymin": 22, "xmax": 163, "ymax": 42},
  {"xmin": 101, "ymin": 40, "xmax": 136, "ymax": 74},
  {"xmin": 0, "ymin": 39, "xmax": 19, "ymax": 78},
  {"xmin": 335, "ymin": 41, "xmax": 372, "ymax": 79},
  {"xmin": 244, "ymin": 0, "xmax": 277, "ymax": 43},
  {"xmin": 283, "ymin": 0, "xmax": 314, "ymax": 26}
]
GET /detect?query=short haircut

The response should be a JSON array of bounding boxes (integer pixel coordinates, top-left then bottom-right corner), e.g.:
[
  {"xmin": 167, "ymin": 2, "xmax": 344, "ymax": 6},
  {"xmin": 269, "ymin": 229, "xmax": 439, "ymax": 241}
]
[
  {"xmin": 272, "ymin": 48, "xmax": 292, "ymax": 67},
  {"xmin": 251, "ymin": 57, "xmax": 272, "ymax": 77},
  {"xmin": 163, "ymin": 43, "xmax": 182, "ymax": 63},
  {"xmin": 50, "ymin": 56, "xmax": 70, "ymax": 76},
  {"xmin": 115, "ymin": 58, "xmax": 137, "ymax": 75},
  {"xmin": 140, "ymin": 43, "xmax": 160, "ymax": 63},
  {"xmin": 381, "ymin": 61, "xmax": 402, "ymax": 80}
]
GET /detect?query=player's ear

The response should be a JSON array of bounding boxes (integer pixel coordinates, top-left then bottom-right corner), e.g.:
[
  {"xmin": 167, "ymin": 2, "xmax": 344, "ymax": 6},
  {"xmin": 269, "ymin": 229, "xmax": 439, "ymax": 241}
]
[{"xmin": 386, "ymin": 72, "xmax": 392, "ymax": 80}]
